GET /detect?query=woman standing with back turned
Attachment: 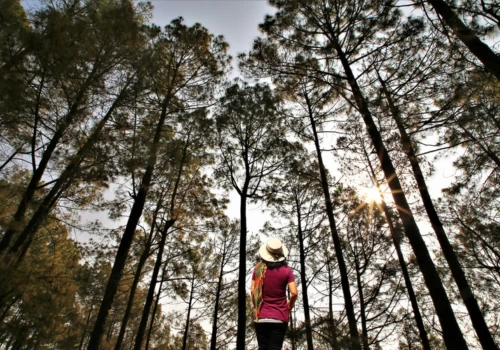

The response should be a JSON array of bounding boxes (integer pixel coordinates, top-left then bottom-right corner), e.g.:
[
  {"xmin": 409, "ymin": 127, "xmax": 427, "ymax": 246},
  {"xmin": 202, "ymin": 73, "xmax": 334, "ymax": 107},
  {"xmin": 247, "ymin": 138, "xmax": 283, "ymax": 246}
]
[{"xmin": 251, "ymin": 238, "xmax": 298, "ymax": 350}]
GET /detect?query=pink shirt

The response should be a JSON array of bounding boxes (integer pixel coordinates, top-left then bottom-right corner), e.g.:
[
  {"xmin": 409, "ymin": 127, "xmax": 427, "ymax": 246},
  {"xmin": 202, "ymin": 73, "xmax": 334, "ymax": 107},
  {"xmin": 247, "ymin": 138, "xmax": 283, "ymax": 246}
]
[{"xmin": 252, "ymin": 265, "xmax": 295, "ymax": 322}]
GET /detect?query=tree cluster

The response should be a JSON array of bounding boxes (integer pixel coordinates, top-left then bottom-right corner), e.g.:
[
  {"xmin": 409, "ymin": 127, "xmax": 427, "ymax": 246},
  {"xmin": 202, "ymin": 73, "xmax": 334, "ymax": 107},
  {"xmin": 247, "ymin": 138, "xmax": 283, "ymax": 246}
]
[{"xmin": 1, "ymin": 0, "xmax": 499, "ymax": 349}]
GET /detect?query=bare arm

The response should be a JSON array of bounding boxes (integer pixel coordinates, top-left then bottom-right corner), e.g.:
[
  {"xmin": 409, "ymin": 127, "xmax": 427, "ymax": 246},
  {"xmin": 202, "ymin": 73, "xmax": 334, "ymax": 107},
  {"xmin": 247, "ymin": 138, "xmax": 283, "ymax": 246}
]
[{"xmin": 287, "ymin": 281, "xmax": 298, "ymax": 310}]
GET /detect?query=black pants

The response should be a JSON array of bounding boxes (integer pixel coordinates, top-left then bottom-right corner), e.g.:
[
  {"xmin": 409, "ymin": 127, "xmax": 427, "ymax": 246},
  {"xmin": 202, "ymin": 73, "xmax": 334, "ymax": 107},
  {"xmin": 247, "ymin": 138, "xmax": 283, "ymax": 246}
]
[{"xmin": 254, "ymin": 322, "xmax": 288, "ymax": 350}]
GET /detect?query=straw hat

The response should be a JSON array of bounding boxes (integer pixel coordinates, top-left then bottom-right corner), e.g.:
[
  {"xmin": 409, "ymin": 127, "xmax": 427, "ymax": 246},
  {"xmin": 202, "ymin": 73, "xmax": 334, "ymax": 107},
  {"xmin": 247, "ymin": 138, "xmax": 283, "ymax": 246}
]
[{"xmin": 259, "ymin": 238, "xmax": 289, "ymax": 262}]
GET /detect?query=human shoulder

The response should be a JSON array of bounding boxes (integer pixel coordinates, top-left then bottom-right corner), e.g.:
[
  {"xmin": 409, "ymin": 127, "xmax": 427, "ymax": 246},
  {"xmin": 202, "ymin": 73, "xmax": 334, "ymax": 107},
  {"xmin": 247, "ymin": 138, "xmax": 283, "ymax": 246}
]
[
  {"xmin": 278, "ymin": 265, "xmax": 293, "ymax": 275},
  {"xmin": 283, "ymin": 265, "xmax": 295, "ymax": 281}
]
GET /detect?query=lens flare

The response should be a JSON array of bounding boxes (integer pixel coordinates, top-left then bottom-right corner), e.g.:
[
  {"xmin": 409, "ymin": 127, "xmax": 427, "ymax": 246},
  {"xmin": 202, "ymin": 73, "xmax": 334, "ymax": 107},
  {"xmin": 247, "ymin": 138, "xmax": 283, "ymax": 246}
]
[{"xmin": 361, "ymin": 186, "xmax": 382, "ymax": 203}]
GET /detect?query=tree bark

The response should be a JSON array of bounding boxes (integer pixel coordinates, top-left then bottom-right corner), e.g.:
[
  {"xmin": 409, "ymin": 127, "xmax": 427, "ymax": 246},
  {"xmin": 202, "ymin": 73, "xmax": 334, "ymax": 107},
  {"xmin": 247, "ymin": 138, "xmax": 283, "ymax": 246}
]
[{"xmin": 236, "ymin": 189, "xmax": 248, "ymax": 350}]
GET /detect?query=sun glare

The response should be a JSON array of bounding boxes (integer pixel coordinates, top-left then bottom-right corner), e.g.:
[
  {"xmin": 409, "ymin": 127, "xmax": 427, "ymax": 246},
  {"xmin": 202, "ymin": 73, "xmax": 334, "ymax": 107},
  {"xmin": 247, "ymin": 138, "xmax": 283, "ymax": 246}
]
[{"xmin": 361, "ymin": 186, "xmax": 382, "ymax": 203}]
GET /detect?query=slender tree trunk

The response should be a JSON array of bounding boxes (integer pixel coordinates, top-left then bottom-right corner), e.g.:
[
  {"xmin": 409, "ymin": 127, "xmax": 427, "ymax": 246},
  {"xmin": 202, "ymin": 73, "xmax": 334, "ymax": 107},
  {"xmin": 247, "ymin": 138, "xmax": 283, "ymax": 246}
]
[
  {"xmin": 15, "ymin": 186, "xmax": 65, "ymax": 264},
  {"xmin": 181, "ymin": 271, "xmax": 196, "ymax": 350},
  {"xmin": 353, "ymin": 247, "xmax": 369, "ymax": 350},
  {"xmin": 0, "ymin": 73, "xmax": 96, "ymax": 254},
  {"xmin": 115, "ymin": 198, "xmax": 164, "ymax": 350},
  {"xmin": 379, "ymin": 75, "xmax": 498, "ymax": 350},
  {"xmin": 363, "ymin": 145, "xmax": 431, "ymax": 350},
  {"xmin": 423, "ymin": 0, "xmax": 500, "ymax": 81},
  {"xmin": 8, "ymin": 88, "xmax": 128, "ymax": 258},
  {"xmin": 79, "ymin": 305, "xmax": 95, "ymax": 350},
  {"xmin": 133, "ymin": 220, "xmax": 174, "ymax": 350},
  {"xmin": 295, "ymin": 194, "xmax": 314, "ymax": 350},
  {"xmin": 210, "ymin": 244, "xmax": 227, "ymax": 350},
  {"xmin": 0, "ymin": 111, "xmax": 75, "ymax": 254},
  {"xmin": 236, "ymin": 186, "xmax": 249, "ymax": 350},
  {"xmin": 142, "ymin": 128, "xmax": 191, "ymax": 345},
  {"xmin": 170, "ymin": 129, "xmax": 191, "ymax": 212},
  {"xmin": 332, "ymin": 40, "xmax": 468, "ymax": 349},
  {"xmin": 145, "ymin": 268, "xmax": 166, "ymax": 350},
  {"xmin": 115, "ymin": 228, "xmax": 155, "ymax": 350},
  {"xmin": 305, "ymin": 92, "xmax": 361, "ymax": 349},
  {"xmin": 87, "ymin": 92, "xmax": 174, "ymax": 350},
  {"xmin": 327, "ymin": 258, "xmax": 339, "ymax": 349}
]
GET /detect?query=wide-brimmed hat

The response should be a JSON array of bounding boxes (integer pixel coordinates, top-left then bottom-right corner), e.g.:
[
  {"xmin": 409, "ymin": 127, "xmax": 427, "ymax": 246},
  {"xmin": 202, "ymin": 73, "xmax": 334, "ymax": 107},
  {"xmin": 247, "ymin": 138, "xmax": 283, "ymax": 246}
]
[{"xmin": 259, "ymin": 238, "xmax": 289, "ymax": 262}]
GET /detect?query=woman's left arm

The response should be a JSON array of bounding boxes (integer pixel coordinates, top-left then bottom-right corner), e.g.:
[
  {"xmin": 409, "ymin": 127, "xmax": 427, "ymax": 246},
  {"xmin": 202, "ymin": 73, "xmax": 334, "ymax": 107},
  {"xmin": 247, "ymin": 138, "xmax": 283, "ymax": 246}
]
[{"xmin": 287, "ymin": 281, "xmax": 298, "ymax": 310}]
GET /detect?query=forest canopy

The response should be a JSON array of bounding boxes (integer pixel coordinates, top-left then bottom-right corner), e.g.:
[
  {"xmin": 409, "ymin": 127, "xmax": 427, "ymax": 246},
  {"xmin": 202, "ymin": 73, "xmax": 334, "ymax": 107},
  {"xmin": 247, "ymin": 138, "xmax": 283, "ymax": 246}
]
[{"xmin": 0, "ymin": 0, "xmax": 499, "ymax": 349}]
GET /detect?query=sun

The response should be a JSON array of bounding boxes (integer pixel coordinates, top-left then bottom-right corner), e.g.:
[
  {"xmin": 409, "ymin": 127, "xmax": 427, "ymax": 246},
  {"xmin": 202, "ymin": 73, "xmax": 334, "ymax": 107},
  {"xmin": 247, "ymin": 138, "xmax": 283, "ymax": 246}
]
[
  {"xmin": 348, "ymin": 185, "xmax": 384, "ymax": 218},
  {"xmin": 361, "ymin": 186, "xmax": 382, "ymax": 203}
]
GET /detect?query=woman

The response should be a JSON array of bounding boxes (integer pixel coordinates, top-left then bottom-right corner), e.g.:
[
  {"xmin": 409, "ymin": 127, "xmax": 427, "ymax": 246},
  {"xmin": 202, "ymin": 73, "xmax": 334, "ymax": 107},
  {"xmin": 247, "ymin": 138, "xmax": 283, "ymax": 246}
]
[{"xmin": 251, "ymin": 238, "xmax": 298, "ymax": 350}]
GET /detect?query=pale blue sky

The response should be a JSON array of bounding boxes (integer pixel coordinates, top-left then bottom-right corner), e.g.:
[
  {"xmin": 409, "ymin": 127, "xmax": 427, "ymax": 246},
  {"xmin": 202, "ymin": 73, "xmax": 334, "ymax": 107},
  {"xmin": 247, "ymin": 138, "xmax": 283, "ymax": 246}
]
[{"xmin": 149, "ymin": 0, "xmax": 275, "ymax": 75}]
